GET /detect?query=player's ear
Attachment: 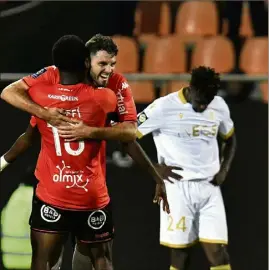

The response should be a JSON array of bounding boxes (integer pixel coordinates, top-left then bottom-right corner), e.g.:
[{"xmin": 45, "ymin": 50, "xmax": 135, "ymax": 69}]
[{"xmin": 85, "ymin": 58, "xmax": 90, "ymax": 69}]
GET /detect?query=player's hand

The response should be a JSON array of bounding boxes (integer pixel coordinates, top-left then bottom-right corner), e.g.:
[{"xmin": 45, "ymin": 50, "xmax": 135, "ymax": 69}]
[
  {"xmin": 155, "ymin": 163, "xmax": 183, "ymax": 183},
  {"xmin": 57, "ymin": 119, "xmax": 92, "ymax": 141},
  {"xmin": 153, "ymin": 183, "xmax": 170, "ymax": 214},
  {"xmin": 210, "ymin": 168, "xmax": 228, "ymax": 186},
  {"xmin": 45, "ymin": 108, "xmax": 74, "ymax": 127}
]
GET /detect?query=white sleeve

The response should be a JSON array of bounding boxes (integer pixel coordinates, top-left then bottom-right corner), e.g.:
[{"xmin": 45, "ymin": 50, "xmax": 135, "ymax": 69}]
[
  {"xmin": 136, "ymin": 99, "xmax": 164, "ymax": 139},
  {"xmin": 218, "ymin": 100, "xmax": 234, "ymax": 140}
]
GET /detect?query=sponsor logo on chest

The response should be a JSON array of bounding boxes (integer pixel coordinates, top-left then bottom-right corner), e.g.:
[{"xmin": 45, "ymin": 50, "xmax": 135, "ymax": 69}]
[{"xmin": 48, "ymin": 94, "xmax": 79, "ymax": 102}]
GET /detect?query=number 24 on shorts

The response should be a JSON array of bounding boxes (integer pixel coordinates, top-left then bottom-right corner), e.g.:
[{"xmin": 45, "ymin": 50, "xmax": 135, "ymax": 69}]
[{"xmin": 167, "ymin": 216, "xmax": 187, "ymax": 232}]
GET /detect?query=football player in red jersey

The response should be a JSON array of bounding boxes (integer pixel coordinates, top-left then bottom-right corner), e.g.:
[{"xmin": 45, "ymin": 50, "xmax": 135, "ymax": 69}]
[{"xmin": 28, "ymin": 35, "xmax": 118, "ymax": 270}]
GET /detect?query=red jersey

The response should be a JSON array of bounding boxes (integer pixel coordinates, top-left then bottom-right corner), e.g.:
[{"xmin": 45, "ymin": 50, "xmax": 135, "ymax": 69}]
[
  {"xmin": 29, "ymin": 83, "xmax": 117, "ymax": 210},
  {"xmin": 23, "ymin": 66, "xmax": 137, "ymax": 122}
]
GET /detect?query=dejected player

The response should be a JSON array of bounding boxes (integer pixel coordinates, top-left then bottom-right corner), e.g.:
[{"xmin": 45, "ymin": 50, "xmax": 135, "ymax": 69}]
[{"xmin": 136, "ymin": 67, "xmax": 236, "ymax": 270}]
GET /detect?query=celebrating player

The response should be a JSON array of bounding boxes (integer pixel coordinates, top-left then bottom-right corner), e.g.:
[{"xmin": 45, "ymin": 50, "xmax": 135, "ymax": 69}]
[
  {"xmin": 136, "ymin": 66, "xmax": 236, "ymax": 270},
  {"xmin": 26, "ymin": 35, "xmax": 119, "ymax": 270}
]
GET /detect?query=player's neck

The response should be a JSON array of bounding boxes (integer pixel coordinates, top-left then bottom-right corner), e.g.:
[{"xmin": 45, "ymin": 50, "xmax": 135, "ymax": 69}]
[
  {"xmin": 59, "ymin": 71, "xmax": 86, "ymax": 85},
  {"xmin": 183, "ymin": 87, "xmax": 192, "ymax": 104}
]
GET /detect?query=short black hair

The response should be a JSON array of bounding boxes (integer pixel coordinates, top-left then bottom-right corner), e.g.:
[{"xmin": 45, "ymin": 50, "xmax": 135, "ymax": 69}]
[
  {"xmin": 190, "ymin": 66, "xmax": 221, "ymax": 97},
  {"xmin": 85, "ymin": 34, "xmax": 118, "ymax": 57},
  {"xmin": 52, "ymin": 35, "xmax": 88, "ymax": 72}
]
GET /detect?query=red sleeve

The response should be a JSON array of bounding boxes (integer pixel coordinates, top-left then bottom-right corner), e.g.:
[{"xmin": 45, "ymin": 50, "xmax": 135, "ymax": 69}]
[
  {"xmin": 22, "ymin": 66, "xmax": 59, "ymax": 87},
  {"xmin": 109, "ymin": 73, "xmax": 137, "ymax": 122},
  {"xmin": 94, "ymin": 88, "xmax": 117, "ymax": 114},
  {"xmin": 30, "ymin": 116, "xmax": 37, "ymax": 127}
]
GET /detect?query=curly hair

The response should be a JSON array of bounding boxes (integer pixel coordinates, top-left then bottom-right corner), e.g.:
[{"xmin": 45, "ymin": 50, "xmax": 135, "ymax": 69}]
[
  {"xmin": 52, "ymin": 35, "xmax": 88, "ymax": 72},
  {"xmin": 85, "ymin": 34, "xmax": 118, "ymax": 57},
  {"xmin": 190, "ymin": 66, "xmax": 221, "ymax": 97}
]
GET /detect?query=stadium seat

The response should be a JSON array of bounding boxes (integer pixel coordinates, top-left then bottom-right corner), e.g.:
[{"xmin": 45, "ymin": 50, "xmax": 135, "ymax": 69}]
[
  {"xmin": 239, "ymin": 2, "xmax": 254, "ymax": 37},
  {"xmin": 128, "ymin": 81, "xmax": 155, "ymax": 103},
  {"xmin": 134, "ymin": 2, "xmax": 171, "ymax": 36},
  {"xmin": 138, "ymin": 34, "xmax": 158, "ymax": 48},
  {"xmin": 112, "ymin": 36, "xmax": 139, "ymax": 73},
  {"xmin": 175, "ymin": 1, "xmax": 218, "ymax": 40},
  {"xmin": 191, "ymin": 36, "xmax": 235, "ymax": 73},
  {"xmin": 143, "ymin": 36, "xmax": 186, "ymax": 73},
  {"xmin": 159, "ymin": 2, "xmax": 171, "ymax": 36},
  {"xmin": 161, "ymin": 81, "xmax": 189, "ymax": 97},
  {"xmin": 240, "ymin": 37, "xmax": 268, "ymax": 74}
]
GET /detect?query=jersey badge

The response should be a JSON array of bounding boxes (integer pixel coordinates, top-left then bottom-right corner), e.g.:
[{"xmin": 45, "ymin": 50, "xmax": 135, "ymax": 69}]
[
  {"xmin": 137, "ymin": 112, "xmax": 148, "ymax": 126},
  {"xmin": 31, "ymin": 68, "xmax": 47, "ymax": 79}
]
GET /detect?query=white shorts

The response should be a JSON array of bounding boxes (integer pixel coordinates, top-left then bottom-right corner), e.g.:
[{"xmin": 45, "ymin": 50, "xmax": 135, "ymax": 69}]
[{"xmin": 160, "ymin": 180, "xmax": 228, "ymax": 248}]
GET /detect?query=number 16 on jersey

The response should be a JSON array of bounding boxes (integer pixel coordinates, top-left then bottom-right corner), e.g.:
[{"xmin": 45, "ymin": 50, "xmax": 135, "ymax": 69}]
[{"xmin": 47, "ymin": 123, "xmax": 85, "ymax": 156}]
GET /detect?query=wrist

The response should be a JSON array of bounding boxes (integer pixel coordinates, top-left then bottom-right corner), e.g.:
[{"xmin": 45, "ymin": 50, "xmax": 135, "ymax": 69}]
[
  {"xmin": 36, "ymin": 106, "xmax": 49, "ymax": 121},
  {"xmin": 86, "ymin": 126, "xmax": 98, "ymax": 139},
  {"xmin": 0, "ymin": 156, "xmax": 9, "ymax": 172}
]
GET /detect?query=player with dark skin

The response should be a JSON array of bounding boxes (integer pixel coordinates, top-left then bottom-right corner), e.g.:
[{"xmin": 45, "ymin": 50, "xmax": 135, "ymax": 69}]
[
  {"xmin": 28, "ymin": 35, "xmax": 115, "ymax": 270},
  {"xmin": 169, "ymin": 67, "xmax": 236, "ymax": 270}
]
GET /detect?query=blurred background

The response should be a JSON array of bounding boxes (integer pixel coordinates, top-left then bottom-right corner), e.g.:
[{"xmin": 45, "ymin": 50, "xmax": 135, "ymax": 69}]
[{"xmin": 0, "ymin": 1, "xmax": 268, "ymax": 270}]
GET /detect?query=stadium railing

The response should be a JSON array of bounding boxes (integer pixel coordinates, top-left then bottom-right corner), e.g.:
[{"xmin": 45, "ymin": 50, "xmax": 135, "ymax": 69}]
[{"xmin": 0, "ymin": 73, "xmax": 268, "ymax": 82}]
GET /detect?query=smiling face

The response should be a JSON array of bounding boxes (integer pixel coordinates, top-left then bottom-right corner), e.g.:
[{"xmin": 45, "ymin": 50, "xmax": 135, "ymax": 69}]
[{"xmin": 89, "ymin": 50, "xmax": 116, "ymax": 87}]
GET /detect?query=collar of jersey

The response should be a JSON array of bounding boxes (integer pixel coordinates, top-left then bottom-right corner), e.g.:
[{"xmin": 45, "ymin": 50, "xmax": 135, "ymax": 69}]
[{"xmin": 178, "ymin": 88, "xmax": 187, "ymax": 104}]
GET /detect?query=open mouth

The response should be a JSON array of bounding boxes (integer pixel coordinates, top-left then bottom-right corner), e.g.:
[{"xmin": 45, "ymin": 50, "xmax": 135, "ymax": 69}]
[{"xmin": 100, "ymin": 74, "xmax": 110, "ymax": 80}]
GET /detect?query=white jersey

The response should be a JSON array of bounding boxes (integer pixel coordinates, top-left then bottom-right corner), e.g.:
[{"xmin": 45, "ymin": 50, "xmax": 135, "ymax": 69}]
[{"xmin": 137, "ymin": 89, "xmax": 234, "ymax": 181}]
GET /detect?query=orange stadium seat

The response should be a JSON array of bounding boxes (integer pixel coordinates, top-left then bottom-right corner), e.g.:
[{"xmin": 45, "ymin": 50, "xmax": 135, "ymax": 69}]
[
  {"xmin": 112, "ymin": 36, "xmax": 139, "ymax": 73},
  {"xmin": 240, "ymin": 37, "xmax": 268, "ymax": 74},
  {"xmin": 239, "ymin": 2, "xmax": 254, "ymax": 38},
  {"xmin": 128, "ymin": 81, "xmax": 155, "ymax": 103},
  {"xmin": 240, "ymin": 37, "xmax": 268, "ymax": 103},
  {"xmin": 159, "ymin": 2, "xmax": 171, "ymax": 36},
  {"xmin": 134, "ymin": 2, "xmax": 171, "ymax": 36},
  {"xmin": 138, "ymin": 34, "xmax": 158, "ymax": 48},
  {"xmin": 143, "ymin": 36, "xmax": 186, "ymax": 73},
  {"xmin": 191, "ymin": 36, "xmax": 235, "ymax": 73},
  {"xmin": 160, "ymin": 80, "xmax": 189, "ymax": 97},
  {"xmin": 175, "ymin": 1, "xmax": 218, "ymax": 41}
]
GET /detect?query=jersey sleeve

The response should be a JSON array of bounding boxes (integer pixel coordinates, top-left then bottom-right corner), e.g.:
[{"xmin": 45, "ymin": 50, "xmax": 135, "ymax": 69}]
[
  {"xmin": 114, "ymin": 74, "xmax": 137, "ymax": 122},
  {"xmin": 136, "ymin": 99, "xmax": 164, "ymax": 139},
  {"xmin": 30, "ymin": 116, "xmax": 37, "ymax": 128},
  {"xmin": 22, "ymin": 66, "xmax": 58, "ymax": 87},
  {"xmin": 94, "ymin": 88, "xmax": 117, "ymax": 114},
  {"xmin": 218, "ymin": 100, "xmax": 234, "ymax": 140}
]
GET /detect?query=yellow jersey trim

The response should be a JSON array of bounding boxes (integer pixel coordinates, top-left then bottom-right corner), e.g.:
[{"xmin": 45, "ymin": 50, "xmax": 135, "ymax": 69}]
[
  {"xmin": 170, "ymin": 266, "xmax": 180, "ymax": 270},
  {"xmin": 199, "ymin": 238, "xmax": 228, "ymax": 245},
  {"xmin": 219, "ymin": 127, "xmax": 235, "ymax": 140},
  {"xmin": 178, "ymin": 88, "xmax": 187, "ymax": 104},
  {"xmin": 210, "ymin": 264, "xmax": 231, "ymax": 270},
  {"xmin": 136, "ymin": 130, "xmax": 144, "ymax": 139}
]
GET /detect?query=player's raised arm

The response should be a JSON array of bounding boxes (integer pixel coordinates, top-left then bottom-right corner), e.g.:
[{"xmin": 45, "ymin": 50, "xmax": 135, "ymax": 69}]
[
  {"xmin": 0, "ymin": 122, "xmax": 39, "ymax": 173},
  {"xmin": 1, "ymin": 79, "xmax": 49, "ymax": 120},
  {"xmin": 1, "ymin": 68, "xmax": 73, "ymax": 126}
]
